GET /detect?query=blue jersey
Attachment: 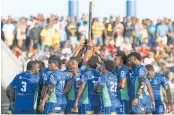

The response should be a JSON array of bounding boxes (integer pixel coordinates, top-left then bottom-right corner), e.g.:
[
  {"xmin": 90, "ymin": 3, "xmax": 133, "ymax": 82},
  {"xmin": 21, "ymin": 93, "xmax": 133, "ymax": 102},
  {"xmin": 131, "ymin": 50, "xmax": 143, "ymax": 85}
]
[
  {"xmin": 149, "ymin": 73, "xmax": 168, "ymax": 99},
  {"xmin": 48, "ymin": 69, "xmax": 70, "ymax": 105},
  {"xmin": 67, "ymin": 73, "xmax": 82, "ymax": 101},
  {"xmin": 98, "ymin": 72, "xmax": 121, "ymax": 107},
  {"xmin": 129, "ymin": 65, "xmax": 150, "ymax": 101},
  {"xmin": 10, "ymin": 71, "xmax": 38, "ymax": 110},
  {"xmin": 40, "ymin": 68, "xmax": 52, "ymax": 85},
  {"xmin": 81, "ymin": 69, "xmax": 100, "ymax": 104},
  {"xmin": 80, "ymin": 64, "xmax": 88, "ymax": 74},
  {"xmin": 114, "ymin": 65, "xmax": 129, "ymax": 100}
]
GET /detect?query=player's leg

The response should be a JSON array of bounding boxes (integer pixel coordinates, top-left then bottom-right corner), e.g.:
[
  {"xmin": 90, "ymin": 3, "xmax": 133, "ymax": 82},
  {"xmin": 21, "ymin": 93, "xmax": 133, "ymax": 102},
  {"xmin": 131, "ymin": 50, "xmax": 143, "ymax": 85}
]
[
  {"xmin": 154, "ymin": 99, "xmax": 165, "ymax": 114},
  {"xmin": 65, "ymin": 100, "xmax": 73, "ymax": 114},
  {"xmin": 91, "ymin": 95, "xmax": 102, "ymax": 114},
  {"xmin": 119, "ymin": 100, "xmax": 129, "ymax": 114},
  {"xmin": 81, "ymin": 104, "xmax": 93, "ymax": 114},
  {"xmin": 7, "ymin": 102, "xmax": 13, "ymax": 114},
  {"xmin": 103, "ymin": 106, "xmax": 112, "ymax": 114},
  {"xmin": 46, "ymin": 102, "xmax": 56, "ymax": 114}
]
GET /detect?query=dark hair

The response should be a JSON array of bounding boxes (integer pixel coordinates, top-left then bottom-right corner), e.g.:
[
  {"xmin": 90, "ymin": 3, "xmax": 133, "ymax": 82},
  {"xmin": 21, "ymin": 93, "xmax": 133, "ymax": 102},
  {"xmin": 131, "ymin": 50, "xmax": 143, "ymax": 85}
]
[
  {"xmin": 115, "ymin": 51, "xmax": 128, "ymax": 65},
  {"xmin": 104, "ymin": 60, "xmax": 115, "ymax": 72},
  {"xmin": 128, "ymin": 52, "xmax": 142, "ymax": 61},
  {"xmin": 39, "ymin": 61, "xmax": 45, "ymax": 71},
  {"xmin": 61, "ymin": 59, "xmax": 67, "ymax": 64},
  {"xmin": 87, "ymin": 59, "xmax": 97, "ymax": 69},
  {"xmin": 70, "ymin": 57, "xmax": 79, "ymax": 63},
  {"xmin": 89, "ymin": 56, "xmax": 100, "ymax": 64},
  {"xmin": 145, "ymin": 64, "xmax": 154, "ymax": 71},
  {"xmin": 48, "ymin": 55, "xmax": 62, "ymax": 68},
  {"xmin": 27, "ymin": 61, "xmax": 36, "ymax": 71}
]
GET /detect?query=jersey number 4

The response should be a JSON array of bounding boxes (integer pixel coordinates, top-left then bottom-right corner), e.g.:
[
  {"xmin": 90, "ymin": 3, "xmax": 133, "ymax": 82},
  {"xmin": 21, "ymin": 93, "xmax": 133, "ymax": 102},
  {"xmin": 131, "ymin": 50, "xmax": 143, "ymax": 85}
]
[
  {"xmin": 21, "ymin": 81, "xmax": 27, "ymax": 92},
  {"xmin": 110, "ymin": 82, "xmax": 117, "ymax": 93}
]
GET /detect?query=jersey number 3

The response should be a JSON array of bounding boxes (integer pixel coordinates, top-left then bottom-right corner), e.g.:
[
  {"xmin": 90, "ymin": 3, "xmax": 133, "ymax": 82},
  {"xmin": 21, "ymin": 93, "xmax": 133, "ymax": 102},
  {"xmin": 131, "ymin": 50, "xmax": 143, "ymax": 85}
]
[{"xmin": 21, "ymin": 81, "xmax": 27, "ymax": 92}]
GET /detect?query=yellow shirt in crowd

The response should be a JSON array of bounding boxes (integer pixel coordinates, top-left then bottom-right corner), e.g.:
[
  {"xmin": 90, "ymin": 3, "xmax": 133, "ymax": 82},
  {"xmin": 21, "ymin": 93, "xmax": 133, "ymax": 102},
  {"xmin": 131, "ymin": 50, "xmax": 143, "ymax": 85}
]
[
  {"xmin": 40, "ymin": 28, "xmax": 54, "ymax": 46},
  {"xmin": 92, "ymin": 22, "xmax": 105, "ymax": 38}
]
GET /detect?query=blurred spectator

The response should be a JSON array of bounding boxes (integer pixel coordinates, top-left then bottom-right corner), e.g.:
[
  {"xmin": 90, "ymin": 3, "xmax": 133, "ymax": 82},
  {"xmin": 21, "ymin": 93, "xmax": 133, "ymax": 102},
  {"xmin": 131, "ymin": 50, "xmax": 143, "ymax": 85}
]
[
  {"xmin": 113, "ymin": 16, "xmax": 124, "ymax": 47},
  {"xmin": 60, "ymin": 16, "xmax": 68, "ymax": 47},
  {"xmin": 167, "ymin": 19, "xmax": 174, "ymax": 45},
  {"xmin": 156, "ymin": 19, "xmax": 169, "ymax": 45},
  {"xmin": 147, "ymin": 20, "xmax": 156, "ymax": 46},
  {"xmin": 16, "ymin": 17, "xmax": 27, "ymax": 41},
  {"xmin": 134, "ymin": 18, "xmax": 142, "ymax": 47},
  {"xmin": 124, "ymin": 17, "xmax": 134, "ymax": 44},
  {"xmin": 2, "ymin": 19, "xmax": 15, "ymax": 47},
  {"xmin": 92, "ymin": 18, "xmax": 104, "ymax": 45},
  {"xmin": 52, "ymin": 29, "xmax": 61, "ymax": 46},
  {"xmin": 1, "ymin": 17, "xmax": 6, "ymax": 41},
  {"xmin": 40, "ymin": 24, "xmax": 54, "ymax": 50},
  {"xmin": 120, "ymin": 38, "xmax": 132, "ymax": 54},
  {"xmin": 78, "ymin": 21, "xmax": 89, "ymax": 43},
  {"xmin": 140, "ymin": 24, "xmax": 148, "ymax": 44},
  {"xmin": 104, "ymin": 16, "xmax": 115, "ymax": 45},
  {"xmin": 144, "ymin": 52, "xmax": 155, "ymax": 65},
  {"xmin": 29, "ymin": 22, "xmax": 42, "ymax": 49},
  {"xmin": 67, "ymin": 18, "xmax": 78, "ymax": 48},
  {"xmin": 105, "ymin": 40, "xmax": 117, "ymax": 56},
  {"xmin": 53, "ymin": 17, "xmax": 60, "ymax": 33},
  {"xmin": 160, "ymin": 63, "xmax": 170, "ymax": 77}
]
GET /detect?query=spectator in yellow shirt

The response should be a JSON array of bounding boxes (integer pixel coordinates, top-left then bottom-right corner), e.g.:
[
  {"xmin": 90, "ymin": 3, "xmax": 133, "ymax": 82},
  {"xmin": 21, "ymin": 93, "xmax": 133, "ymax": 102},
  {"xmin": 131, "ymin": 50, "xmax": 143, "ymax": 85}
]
[
  {"xmin": 92, "ymin": 18, "xmax": 105, "ymax": 45},
  {"xmin": 40, "ymin": 25, "xmax": 54, "ymax": 50},
  {"xmin": 52, "ymin": 29, "xmax": 60, "ymax": 46}
]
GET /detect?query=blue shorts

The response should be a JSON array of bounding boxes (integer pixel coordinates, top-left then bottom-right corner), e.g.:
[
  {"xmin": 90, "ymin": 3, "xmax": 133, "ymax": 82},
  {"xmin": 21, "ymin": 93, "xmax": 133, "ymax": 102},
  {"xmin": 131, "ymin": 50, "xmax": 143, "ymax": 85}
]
[
  {"xmin": 103, "ymin": 106, "xmax": 120, "ymax": 114},
  {"xmin": 65, "ymin": 100, "xmax": 81, "ymax": 114},
  {"xmin": 119, "ymin": 100, "xmax": 129, "ymax": 114},
  {"xmin": 13, "ymin": 107, "xmax": 35, "ymax": 114},
  {"xmin": 152, "ymin": 99, "xmax": 165, "ymax": 114},
  {"xmin": 45, "ymin": 102, "xmax": 66, "ymax": 114}
]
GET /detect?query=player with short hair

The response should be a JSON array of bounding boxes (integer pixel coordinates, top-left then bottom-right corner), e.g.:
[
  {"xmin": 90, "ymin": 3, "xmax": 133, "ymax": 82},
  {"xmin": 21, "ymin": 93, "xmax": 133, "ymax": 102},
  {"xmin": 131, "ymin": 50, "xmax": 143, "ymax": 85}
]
[
  {"xmin": 114, "ymin": 51, "xmax": 129, "ymax": 114},
  {"xmin": 73, "ymin": 56, "xmax": 102, "ymax": 114},
  {"xmin": 65, "ymin": 57, "xmax": 83, "ymax": 114},
  {"xmin": 96, "ymin": 60, "xmax": 121, "ymax": 114},
  {"xmin": 127, "ymin": 52, "xmax": 155, "ymax": 114},
  {"xmin": 145, "ymin": 64, "xmax": 172, "ymax": 114},
  {"xmin": 10, "ymin": 61, "xmax": 40, "ymax": 114},
  {"xmin": 39, "ymin": 55, "xmax": 71, "ymax": 114}
]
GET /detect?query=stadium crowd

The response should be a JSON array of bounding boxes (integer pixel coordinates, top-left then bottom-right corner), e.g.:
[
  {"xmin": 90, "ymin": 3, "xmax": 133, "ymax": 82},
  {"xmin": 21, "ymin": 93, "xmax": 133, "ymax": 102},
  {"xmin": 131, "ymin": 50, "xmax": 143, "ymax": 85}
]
[{"xmin": 1, "ymin": 13, "xmax": 174, "ymax": 114}]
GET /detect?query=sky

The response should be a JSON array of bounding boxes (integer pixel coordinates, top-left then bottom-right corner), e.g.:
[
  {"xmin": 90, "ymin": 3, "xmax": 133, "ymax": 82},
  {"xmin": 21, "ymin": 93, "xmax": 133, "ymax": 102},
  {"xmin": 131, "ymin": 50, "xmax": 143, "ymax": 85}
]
[{"xmin": 1, "ymin": 0, "xmax": 174, "ymax": 21}]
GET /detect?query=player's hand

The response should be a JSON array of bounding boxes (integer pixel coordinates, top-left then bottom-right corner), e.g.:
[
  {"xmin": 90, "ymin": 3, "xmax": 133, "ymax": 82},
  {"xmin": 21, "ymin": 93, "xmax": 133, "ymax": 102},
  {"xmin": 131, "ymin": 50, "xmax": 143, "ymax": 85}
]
[
  {"xmin": 152, "ymin": 101, "xmax": 155, "ymax": 108},
  {"xmin": 88, "ymin": 39, "xmax": 94, "ymax": 47},
  {"xmin": 132, "ymin": 97, "xmax": 139, "ymax": 106},
  {"xmin": 39, "ymin": 101, "xmax": 45, "ymax": 112},
  {"xmin": 167, "ymin": 104, "xmax": 172, "ymax": 113},
  {"xmin": 73, "ymin": 101, "xmax": 78, "ymax": 109}
]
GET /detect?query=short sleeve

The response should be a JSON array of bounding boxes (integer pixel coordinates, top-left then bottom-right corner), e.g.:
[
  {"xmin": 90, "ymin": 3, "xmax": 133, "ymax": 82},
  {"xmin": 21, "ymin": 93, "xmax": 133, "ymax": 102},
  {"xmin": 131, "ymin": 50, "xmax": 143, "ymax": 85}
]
[
  {"xmin": 10, "ymin": 75, "xmax": 19, "ymax": 88},
  {"xmin": 80, "ymin": 64, "xmax": 87, "ymax": 74},
  {"xmin": 137, "ymin": 67, "xmax": 147, "ymax": 78},
  {"xmin": 120, "ymin": 69, "xmax": 127, "ymax": 79},
  {"xmin": 49, "ymin": 73, "xmax": 57, "ymax": 84},
  {"xmin": 81, "ymin": 74, "xmax": 88, "ymax": 83},
  {"xmin": 98, "ymin": 74, "xmax": 105, "ymax": 85},
  {"xmin": 161, "ymin": 75, "xmax": 168, "ymax": 87}
]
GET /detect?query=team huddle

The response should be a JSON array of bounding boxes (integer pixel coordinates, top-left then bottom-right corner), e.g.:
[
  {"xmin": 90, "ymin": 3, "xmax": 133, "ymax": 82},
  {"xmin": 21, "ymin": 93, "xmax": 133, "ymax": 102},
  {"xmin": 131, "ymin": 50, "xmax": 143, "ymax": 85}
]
[{"xmin": 6, "ymin": 40, "xmax": 172, "ymax": 114}]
